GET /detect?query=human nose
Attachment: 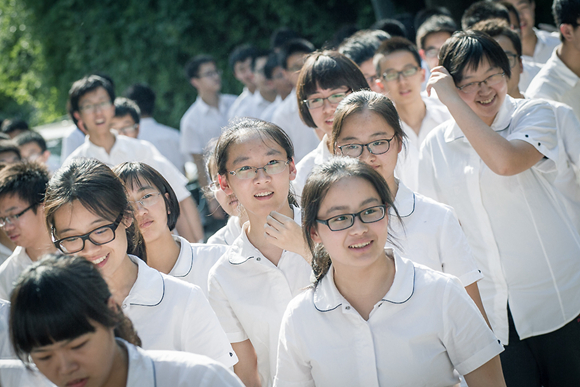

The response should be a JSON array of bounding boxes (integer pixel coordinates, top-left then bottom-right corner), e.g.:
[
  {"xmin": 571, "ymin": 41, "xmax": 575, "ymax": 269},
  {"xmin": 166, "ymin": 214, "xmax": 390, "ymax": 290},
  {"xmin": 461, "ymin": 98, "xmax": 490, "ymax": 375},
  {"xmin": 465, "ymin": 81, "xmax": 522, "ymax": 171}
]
[
  {"xmin": 55, "ymin": 351, "xmax": 79, "ymax": 376},
  {"xmin": 253, "ymin": 167, "xmax": 271, "ymax": 183},
  {"xmin": 359, "ymin": 145, "xmax": 375, "ymax": 162},
  {"xmin": 349, "ymin": 215, "xmax": 368, "ymax": 235}
]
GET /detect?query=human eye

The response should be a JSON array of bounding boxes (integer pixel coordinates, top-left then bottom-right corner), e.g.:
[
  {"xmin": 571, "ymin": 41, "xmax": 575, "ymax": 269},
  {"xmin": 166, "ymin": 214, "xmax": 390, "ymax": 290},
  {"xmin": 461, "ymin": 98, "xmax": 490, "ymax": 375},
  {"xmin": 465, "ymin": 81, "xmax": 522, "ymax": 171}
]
[
  {"xmin": 237, "ymin": 165, "xmax": 253, "ymax": 172},
  {"xmin": 71, "ymin": 339, "xmax": 88, "ymax": 350},
  {"xmin": 363, "ymin": 207, "xmax": 379, "ymax": 216},
  {"xmin": 371, "ymin": 139, "xmax": 388, "ymax": 146},
  {"xmin": 141, "ymin": 193, "xmax": 154, "ymax": 201},
  {"xmin": 344, "ymin": 144, "xmax": 360, "ymax": 151},
  {"xmin": 93, "ymin": 226, "xmax": 110, "ymax": 236},
  {"xmin": 267, "ymin": 160, "xmax": 280, "ymax": 165},
  {"xmin": 402, "ymin": 67, "xmax": 417, "ymax": 76},
  {"xmin": 35, "ymin": 354, "xmax": 53, "ymax": 362},
  {"xmin": 384, "ymin": 71, "xmax": 398, "ymax": 81},
  {"xmin": 80, "ymin": 103, "xmax": 93, "ymax": 112}
]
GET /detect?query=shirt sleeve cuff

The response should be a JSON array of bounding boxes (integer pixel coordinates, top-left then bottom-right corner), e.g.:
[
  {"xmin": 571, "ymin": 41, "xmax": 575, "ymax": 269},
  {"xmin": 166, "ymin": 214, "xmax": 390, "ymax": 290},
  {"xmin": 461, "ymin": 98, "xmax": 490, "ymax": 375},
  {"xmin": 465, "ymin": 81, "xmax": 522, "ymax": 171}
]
[
  {"xmin": 458, "ymin": 269, "xmax": 484, "ymax": 287},
  {"xmin": 455, "ymin": 339, "xmax": 504, "ymax": 375}
]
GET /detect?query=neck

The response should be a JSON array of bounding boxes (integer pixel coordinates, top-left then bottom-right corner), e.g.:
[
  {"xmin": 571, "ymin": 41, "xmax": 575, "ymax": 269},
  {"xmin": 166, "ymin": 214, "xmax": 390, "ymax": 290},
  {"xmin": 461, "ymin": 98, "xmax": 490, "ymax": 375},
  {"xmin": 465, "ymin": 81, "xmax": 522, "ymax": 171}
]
[
  {"xmin": 105, "ymin": 341, "xmax": 129, "ymax": 387},
  {"xmin": 247, "ymin": 85, "xmax": 257, "ymax": 94},
  {"xmin": 199, "ymin": 91, "xmax": 219, "ymax": 108},
  {"xmin": 396, "ymin": 98, "xmax": 426, "ymax": 136},
  {"xmin": 521, "ymin": 30, "xmax": 538, "ymax": 57},
  {"xmin": 89, "ymin": 131, "xmax": 116, "ymax": 154},
  {"xmin": 25, "ymin": 228, "xmax": 56, "ymax": 261},
  {"xmin": 246, "ymin": 203, "xmax": 294, "ymax": 266},
  {"xmin": 105, "ymin": 255, "xmax": 139, "ymax": 305},
  {"xmin": 558, "ymin": 43, "xmax": 580, "ymax": 77},
  {"xmin": 508, "ymin": 87, "xmax": 525, "ymax": 99},
  {"xmin": 280, "ymin": 90, "xmax": 291, "ymax": 100},
  {"xmin": 260, "ymin": 89, "xmax": 277, "ymax": 103},
  {"xmin": 141, "ymin": 114, "xmax": 152, "ymax": 119},
  {"xmin": 386, "ymin": 177, "xmax": 399, "ymax": 199},
  {"xmin": 144, "ymin": 232, "xmax": 180, "ymax": 275}
]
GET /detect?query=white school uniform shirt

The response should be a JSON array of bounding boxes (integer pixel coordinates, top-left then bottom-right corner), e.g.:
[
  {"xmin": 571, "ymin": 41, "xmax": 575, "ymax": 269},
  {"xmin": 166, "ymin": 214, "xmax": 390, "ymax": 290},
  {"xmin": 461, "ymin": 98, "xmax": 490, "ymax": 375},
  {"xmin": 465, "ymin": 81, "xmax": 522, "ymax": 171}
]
[
  {"xmin": 123, "ymin": 256, "xmax": 238, "ymax": 368},
  {"xmin": 389, "ymin": 181, "xmax": 483, "ymax": 287},
  {"xmin": 170, "ymin": 235, "xmax": 228, "ymax": 298},
  {"xmin": 0, "ymin": 300, "xmax": 14, "ymax": 359},
  {"xmin": 526, "ymin": 48, "xmax": 580, "ymax": 120},
  {"xmin": 228, "ymin": 87, "xmax": 254, "ymax": 120},
  {"xmin": 60, "ymin": 126, "xmax": 86, "ymax": 162},
  {"xmin": 0, "ymin": 246, "xmax": 32, "ymax": 301},
  {"xmin": 180, "ymin": 94, "xmax": 237, "ymax": 155},
  {"xmin": 138, "ymin": 117, "xmax": 186, "ymax": 173},
  {"xmin": 64, "ymin": 133, "xmax": 191, "ymax": 202},
  {"xmin": 274, "ymin": 253, "xmax": 503, "ymax": 387},
  {"xmin": 234, "ymin": 91, "xmax": 274, "ymax": 120},
  {"xmin": 208, "ymin": 207, "xmax": 313, "ymax": 387},
  {"xmin": 0, "ymin": 243, "xmax": 13, "ymax": 267},
  {"xmin": 271, "ymin": 89, "xmax": 319, "ymax": 162},
  {"xmin": 395, "ymin": 95, "xmax": 452, "ymax": 192},
  {"xmin": 519, "ymin": 57, "xmax": 543, "ymax": 94},
  {"xmin": 0, "ymin": 360, "xmax": 55, "ymax": 387},
  {"xmin": 207, "ymin": 216, "xmax": 243, "ymax": 246},
  {"xmin": 292, "ymin": 134, "xmax": 332, "ymax": 199},
  {"xmin": 260, "ymin": 95, "xmax": 282, "ymax": 123},
  {"xmin": 522, "ymin": 28, "xmax": 560, "ymax": 65},
  {"xmin": 418, "ymin": 96, "xmax": 580, "ymax": 344}
]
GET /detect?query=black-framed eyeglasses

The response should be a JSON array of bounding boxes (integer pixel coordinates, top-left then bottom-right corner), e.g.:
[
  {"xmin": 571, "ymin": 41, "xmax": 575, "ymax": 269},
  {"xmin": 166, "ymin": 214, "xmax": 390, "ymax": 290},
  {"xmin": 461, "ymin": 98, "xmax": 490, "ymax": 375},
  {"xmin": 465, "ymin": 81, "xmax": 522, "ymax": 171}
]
[
  {"xmin": 53, "ymin": 212, "xmax": 124, "ymax": 254},
  {"xmin": 303, "ymin": 90, "xmax": 351, "ymax": 109},
  {"xmin": 228, "ymin": 160, "xmax": 290, "ymax": 180},
  {"xmin": 337, "ymin": 135, "xmax": 396, "ymax": 158},
  {"xmin": 456, "ymin": 72, "xmax": 505, "ymax": 94},
  {"xmin": 316, "ymin": 205, "xmax": 387, "ymax": 231},
  {"xmin": 382, "ymin": 66, "xmax": 419, "ymax": 82},
  {"xmin": 0, "ymin": 203, "xmax": 37, "ymax": 227}
]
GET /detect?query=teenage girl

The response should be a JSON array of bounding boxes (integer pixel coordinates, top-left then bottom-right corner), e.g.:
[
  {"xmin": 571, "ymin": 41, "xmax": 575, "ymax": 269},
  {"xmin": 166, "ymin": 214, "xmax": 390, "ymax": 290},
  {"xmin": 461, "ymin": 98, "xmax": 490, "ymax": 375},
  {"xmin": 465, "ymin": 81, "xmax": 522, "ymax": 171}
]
[
  {"xmin": 208, "ymin": 118, "xmax": 312, "ymax": 386},
  {"xmin": 113, "ymin": 161, "xmax": 227, "ymax": 297},
  {"xmin": 8, "ymin": 254, "xmax": 244, "ymax": 387},
  {"xmin": 44, "ymin": 158, "xmax": 237, "ymax": 367},
  {"xmin": 292, "ymin": 50, "xmax": 369, "ymax": 197},
  {"xmin": 274, "ymin": 157, "xmax": 506, "ymax": 386},
  {"xmin": 332, "ymin": 90, "xmax": 489, "ymax": 324}
]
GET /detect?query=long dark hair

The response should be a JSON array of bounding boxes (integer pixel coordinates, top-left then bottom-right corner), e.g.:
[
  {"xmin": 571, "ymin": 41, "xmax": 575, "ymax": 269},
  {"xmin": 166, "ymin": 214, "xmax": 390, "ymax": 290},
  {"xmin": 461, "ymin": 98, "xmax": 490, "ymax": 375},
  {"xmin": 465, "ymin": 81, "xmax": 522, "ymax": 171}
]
[
  {"xmin": 10, "ymin": 254, "xmax": 141, "ymax": 363},
  {"xmin": 44, "ymin": 158, "xmax": 147, "ymax": 261}
]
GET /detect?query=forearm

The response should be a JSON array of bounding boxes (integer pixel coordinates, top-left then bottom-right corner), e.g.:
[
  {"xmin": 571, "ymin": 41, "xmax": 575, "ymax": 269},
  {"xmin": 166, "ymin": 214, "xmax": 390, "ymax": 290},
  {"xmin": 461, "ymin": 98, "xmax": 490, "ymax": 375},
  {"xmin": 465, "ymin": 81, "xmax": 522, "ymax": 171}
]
[
  {"xmin": 231, "ymin": 340, "xmax": 262, "ymax": 387},
  {"xmin": 464, "ymin": 356, "xmax": 506, "ymax": 387}
]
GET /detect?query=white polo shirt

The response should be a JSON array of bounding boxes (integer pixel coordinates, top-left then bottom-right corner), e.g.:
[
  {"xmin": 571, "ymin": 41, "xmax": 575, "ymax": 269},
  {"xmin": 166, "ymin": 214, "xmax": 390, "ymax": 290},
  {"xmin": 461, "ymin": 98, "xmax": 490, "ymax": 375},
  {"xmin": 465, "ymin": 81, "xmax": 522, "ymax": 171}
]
[
  {"xmin": 0, "ymin": 247, "xmax": 33, "ymax": 301},
  {"xmin": 260, "ymin": 95, "xmax": 282, "ymax": 123},
  {"xmin": 395, "ymin": 95, "xmax": 452, "ymax": 192},
  {"xmin": 526, "ymin": 48, "xmax": 580, "ymax": 120},
  {"xmin": 274, "ymin": 253, "xmax": 503, "ymax": 387},
  {"xmin": 228, "ymin": 87, "xmax": 254, "ymax": 120},
  {"xmin": 60, "ymin": 126, "xmax": 86, "ymax": 162},
  {"xmin": 139, "ymin": 117, "xmax": 187, "ymax": 173},
  {"xmin": 208, "ymin": 208, "xmax": 312, "ymax": 387},
  {"xmin": 207, "ymin": 216, "xmax": 243, "ymax": 246},
  {"xmin": 292, "ymin": 134, "xmax": 332, "ymax": 199},
  {"xmin": 522, "ymin": 28, "xmax": 560, "ymax": 65},
  {"xmin": 232, "ymin": 91, "xmax": 273, "ymax": 120},
  {"xmin": 170, "ymin": 235, "xmax": 228, "ymax": 298},
  {"xmin": 271, "ymin": 89, "xmax": 320, "ymax": 162},
  {"xmin": 418, "ymin": 96, "xmax": 580, "ymax": 344},
  {"xmin": 0, "ymin": 360, "xmax": 55, "ymax": 387},
  {"xmin": 124, "ymin": 256, "xmax": 238, "ymax": 368},
  {"xmin": 64, "ymin": 133, "xmax": 191, "ymax": 202},
  {"xmin": 519, "ymin": 57, "xmax": 543, "ymax": 94},
  {"xmin": 389, "ymin": 181, "xmax": 482, "ymax": 287},
  {"xmin": 0, "ymin": 300, "xmax": 14, "ymax": 359},
  {"xmin": 180, "ymin": 94, "xmax": 237, "ymax": 155}
]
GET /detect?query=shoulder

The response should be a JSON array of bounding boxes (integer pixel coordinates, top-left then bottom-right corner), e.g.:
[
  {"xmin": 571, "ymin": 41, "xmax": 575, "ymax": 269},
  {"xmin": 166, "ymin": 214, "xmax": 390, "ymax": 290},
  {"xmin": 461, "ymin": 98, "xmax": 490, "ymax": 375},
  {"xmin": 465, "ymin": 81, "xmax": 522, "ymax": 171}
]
[{"xmin": 283, "ymin": 287, "xmax": 316, "ymax": 320}]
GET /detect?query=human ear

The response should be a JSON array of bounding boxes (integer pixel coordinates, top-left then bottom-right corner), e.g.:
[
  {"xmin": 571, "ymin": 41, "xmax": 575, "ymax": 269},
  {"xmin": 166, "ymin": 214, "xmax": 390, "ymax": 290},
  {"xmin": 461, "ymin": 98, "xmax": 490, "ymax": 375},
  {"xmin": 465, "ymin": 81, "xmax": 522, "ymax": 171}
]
[
  {"xmin": 420, "ymin": 67, "xmax": 426, "ymax": 83},
  {"xmin": 419, "ymin": 49, "xmax": 427, "ymax": 61},
  {"xmin": 288, "ymin": 158, "xmax": 297, "ymax": 182},
  {"xmin": 122, "ymin": 214, "xmax": 133, "ymax": 228},
  {"xmin": 375, "ymin": 78, "xmax": 388, "ymax": 96},
  {"xmin": 560, "ymin": 24, "xmax": 575, "ymax": 42},
  {"xmin": 218, "ymin": 174, "xmax": 234, "ymax": 195},
  {"xmin": 164, "ymin": 193, "xmax": 171, "ymax": 214},
  {"xmin": 310, "ymin": 227, "xmax": 322, "ymax": 244}
]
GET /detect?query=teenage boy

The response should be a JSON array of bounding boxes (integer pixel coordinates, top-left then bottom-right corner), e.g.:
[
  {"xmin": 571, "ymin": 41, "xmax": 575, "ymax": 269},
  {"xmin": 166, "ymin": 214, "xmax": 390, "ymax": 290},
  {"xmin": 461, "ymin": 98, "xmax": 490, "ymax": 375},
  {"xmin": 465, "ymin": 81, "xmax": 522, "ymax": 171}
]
[
  {"xmin": 13, "ymin": 131, "xmax": 52, "ymax": 167},
  {"xmin": 527, "ymin": 0, "xmax": 580, "ymax": 119},
  {"xmin": 233, "ymin": 49, "xmax": 277, "ymax": 119},
  {"xmin": 0, "ymin": 162, "xmax": 54, "ymax": 300},
  {"xmin": 227, "ymin": 44, "xmax": 257, "ymax": 120},
  {"xmin": 374, "ymin": 37, "xmax": 451, "ymax": 192},
  {"xmin": 416, "ymin": 15, "xmax": 457, "ymax": 70},
  {"xmin": 125, "ymin": 84, "xmax": 186, "ymax": 173},
  {"xmin": 180, "ymin": 55, "xmax": 236, "ymax": 188},
  {"xmin": 66, "ymin": 75, "xmax": 204, "ymax": 243},
  {"xmin": 271, "ymin": 38, "xmax": 319, "ymax": 162}
]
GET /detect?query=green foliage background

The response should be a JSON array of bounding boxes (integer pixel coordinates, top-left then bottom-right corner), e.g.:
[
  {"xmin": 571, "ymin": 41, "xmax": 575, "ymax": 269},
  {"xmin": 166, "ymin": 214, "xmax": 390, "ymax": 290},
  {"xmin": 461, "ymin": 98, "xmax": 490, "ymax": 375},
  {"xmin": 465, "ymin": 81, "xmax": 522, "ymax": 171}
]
[{"xmin": 0, "ymin": 0, "xmax": 376, "ymax": 127}]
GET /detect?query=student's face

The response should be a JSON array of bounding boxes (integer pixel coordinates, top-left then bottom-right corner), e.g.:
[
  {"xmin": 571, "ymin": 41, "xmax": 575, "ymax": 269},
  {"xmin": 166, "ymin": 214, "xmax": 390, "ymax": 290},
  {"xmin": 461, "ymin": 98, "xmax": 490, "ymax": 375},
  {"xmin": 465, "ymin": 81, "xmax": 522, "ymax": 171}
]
[
  {"xmin": 30, "ymin": 321, "xmax": 119, "ymax": 387},
  {"xmin": 74, "ymin": 87, "xmax": 115, "ymax": 137},
  {"xmin": 126, "ymin": 177, "xmax": 170, "ymax": 244},
  {"xmin": 19, "ymin": 142, "xmax": 50, "ymax": 164},
  {"xmin": 311, "ymin": 176, "xmax": 389, "ymax": 272},
  {"xmin": 0, "ymin": 151, "xmax": 20, "ymax": 164},
  {"xmin": 504, "ymin": 0, "xmax": 535, "ymax": 38},
  {"xmin": 376, "ymin": 51, "xmax": 425, "ymax": 105},
  {"xmin": 253, "ymin": 57, "xmax": 275, "ymax": 94},
  {"xmin": 494, "ymin": 35, "xmax": 523, "ymax": 98},
  {"xmin": 358, "ymin": 59, "xmax": 382, "ymax": 93},
  {"xmin": 0, "ymin": 194, "xmax": 47, "ymax": 249},
  {"xmin": 192, "ymin": 62, "xmax": 222, "ymax": 94},
  {"xmin": 110, "ymin": 114, "xmax": 138, "ymax": 138},
  {"xmin": 220, "ymin": 133, "xmax": 296, "ymax": 218},
  {"xmin": 420, "ymin": 31, "xmax": 452, "ymax": 70},
  {"xmin": 211, "ymin": 175, "xmax": 240, "ymax": 217},
  {"xmin": 284, "ymin": 52, "xmax": 308, "ymax": 86},
  {"xmin": 335, "ymin": 110, "xmax": 401, "ymax": 186},
  {"xmin": 234, "ymin": 57, "xmax": 256, "ymax": 89},
  {"xmin": 272, "ymin": 66, "xmax": 293, "ymax": 97},
  {"xmin": 306, "ymin": 85, "xmax": 351, "ymax": 136},
  {"xmin": 53, "ymin": 200, "xmax": 129, "ymax": 281},
  {"xmin": 456, "ymin": 58, "xmax": 508, "ymax": 126}
]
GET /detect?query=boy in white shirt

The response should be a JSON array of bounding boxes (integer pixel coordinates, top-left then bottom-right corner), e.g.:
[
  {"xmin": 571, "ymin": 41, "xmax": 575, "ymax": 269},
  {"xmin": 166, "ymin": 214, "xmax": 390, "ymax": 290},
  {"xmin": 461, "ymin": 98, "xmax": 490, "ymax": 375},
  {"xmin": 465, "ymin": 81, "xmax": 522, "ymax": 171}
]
[
  {"xmin": 416, "ymin": 15, "xmax": 457, "ymax": 71},
  {"xmin": 227, "ymin": 44, "xmax": 257, "ymax": 120},
  {"xmin": 234, "ymin": 49, "xmax": 277, "ymax": 119}
]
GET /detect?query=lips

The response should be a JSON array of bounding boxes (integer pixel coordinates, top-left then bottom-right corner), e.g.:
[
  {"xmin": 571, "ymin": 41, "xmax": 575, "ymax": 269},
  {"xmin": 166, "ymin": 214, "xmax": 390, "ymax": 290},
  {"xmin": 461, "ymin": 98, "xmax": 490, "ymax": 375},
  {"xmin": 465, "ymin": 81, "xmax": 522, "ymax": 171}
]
[
  {"xmin": 89, "ymin": 253, "xmax": 108, "ymax": 268},
  {"xmin": 66, "ymin": 378, "xmax": 88, "ymax": 387},
  {"xmin": 139, "ymin": 219, "xmax": 153, "ymax": 229},
  {"xmin": 7, "ymin": 233, "xmax": 19, "ymax": 242},
  {"xmin": 477, "ymin": 95, "xmax": 495, "ymax": 105},
  {"xmin": 348, "ymin": 240, "xmax": 373, "ymax": 249},
  {"xmin": 254, "ymin": 191, "xmax": 273, "ymax": 199}
]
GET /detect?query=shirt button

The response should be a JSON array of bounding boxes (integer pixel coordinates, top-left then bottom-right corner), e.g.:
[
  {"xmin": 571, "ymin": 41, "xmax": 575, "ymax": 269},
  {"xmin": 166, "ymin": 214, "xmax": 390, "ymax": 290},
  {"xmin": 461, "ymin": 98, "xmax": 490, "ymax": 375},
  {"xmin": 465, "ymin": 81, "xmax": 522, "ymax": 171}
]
[
  {"xmin": 345, "ymin": 306, "xmax": 351, "ymax": 310},
  {"xmin": 122, "ymin": 304, "xmax": 127, "ymax": 309},
  {"xmin": 256, "ymin": 257, "xmax": 261, "ymax": 261}
]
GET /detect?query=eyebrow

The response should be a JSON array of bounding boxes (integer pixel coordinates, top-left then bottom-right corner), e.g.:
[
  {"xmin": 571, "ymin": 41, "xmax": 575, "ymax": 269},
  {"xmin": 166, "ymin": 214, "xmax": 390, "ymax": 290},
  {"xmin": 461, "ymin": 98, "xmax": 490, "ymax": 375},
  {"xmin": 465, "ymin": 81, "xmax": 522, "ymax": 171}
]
[
  {"xmin": 339, "ymin": 132, "xmax": 389, "ymax": 142},
  {"xmin": 461, "ymin": 65, "xmax": 496, "ymax": 81},
  {"xmin": 0, "ymin": 206, "xmax": 20, "ymax": 215},
  {"xmin": 231, "ymin": 148, "xmax": 283, "ymax": 166},
  {"xmin": 323, "ymin": 197, "xmax": 381, "ymax": 217},
  {"xmin": 136, "ymin": 185, "xmax": 155, "ymax": 193},
  {"xmin": 57, "ymin": 218, "xmax": 110, "ymax": 235}
]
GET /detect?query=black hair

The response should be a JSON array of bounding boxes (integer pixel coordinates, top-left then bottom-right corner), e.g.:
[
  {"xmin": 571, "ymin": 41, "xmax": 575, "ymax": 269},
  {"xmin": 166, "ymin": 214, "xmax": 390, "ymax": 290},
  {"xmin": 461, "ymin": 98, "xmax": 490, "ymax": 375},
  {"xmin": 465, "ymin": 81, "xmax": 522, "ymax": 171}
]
[
  {"xmin": 0, "ymin": 162, "xmax": 49, "ymax": 215},
  {"xmin": 371, "ymin": 18, "xmax": 408, "ymax": 38},
  {"xmin": 113, "ymin": 162, "xmax": 180, "ymax": 231},
  {"xmin": 278, "ymin": 39, "xmax": 315, "ymax": 70},
  {"xmin": 553, "ymin": 0, "xmax": 580, "ymax": 41},
  {"xmin": 44, "ymin": 158, "xmax": 147, "ymax": 262},
  {"xmin": 414, "ymin": 6, "xmax": 454, "ymax": 32},
  {"xmin": 374, "ymin": 37, "xmax": 423, "ymax": 76},
  {"xmin": 461, "ymin": 1, "xmax": 511, "ymax": 31},
  {"xmin": 301, "ymin": 157, "xmax": 398, "ymax": 285},
  {"xmin": 228, "ymin": 44, "xmax": 257, "ymax": 70},
  {"xmin": 185, "ymin": 54, "xmax": 216, "ymax": 79},
  {"xmin": 296, "ymin": 51, "xmax": 370, "ymax": 128},
  {"xmin": 14, "ymin": 131, "xmax": 48, "ymax": 153},
  {"xmin": 270, "ymin": 27, "xmax": 300, "ymax": 50},
  {"xmin": 472, "ymin": 18, "xmax": 522, "ymax": 56},
  {"xmin": 10, "ymin": 254, "xmax": 141, "ymax": 363},
  {"xmin": 263, "ymin": 52, "xmax": 280, "ymax": 80},
  {"xmin": 0, "ymin": 140, "xmax": 22, "ymax": 160},
  {"xmin": 68, "ymin": 75, "xmax": 115, "ymax": 114},
  {"xmin": 124, "ymin": 83, "xmax": 156, "ymax": 117},
  {"xmin": 499, "ymin": 1, "xmax": 521, "ymax": 28},
  {"xmin": 114, "ymin": 97, "xmax": 141, "ymax": 124},
  {"xmin": 416, "ymin": 15, "xmax": 458, "ymax": 50},
  {"xmin": 251, "ymin": 48, "xmax": 272, "ymax": 72},
  {"xmin": 338, "ymin": 30, "xmax": 391, "ymax": 65},
  {"xmin": 1, "ymin": 119, "xmax": 29, "ymax": 135},
  {"xmin": 439, "ymin": 30, "xmax": 511, "ymax": 84}
]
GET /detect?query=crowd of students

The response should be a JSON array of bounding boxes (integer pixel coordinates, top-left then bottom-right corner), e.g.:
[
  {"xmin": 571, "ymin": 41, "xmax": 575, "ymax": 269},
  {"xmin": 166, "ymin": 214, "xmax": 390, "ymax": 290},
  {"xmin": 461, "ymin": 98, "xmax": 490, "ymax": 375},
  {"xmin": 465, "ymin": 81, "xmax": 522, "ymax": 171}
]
[{"xmin": 0, "ymin": 0, "xmax": 579, "ymax": 385}]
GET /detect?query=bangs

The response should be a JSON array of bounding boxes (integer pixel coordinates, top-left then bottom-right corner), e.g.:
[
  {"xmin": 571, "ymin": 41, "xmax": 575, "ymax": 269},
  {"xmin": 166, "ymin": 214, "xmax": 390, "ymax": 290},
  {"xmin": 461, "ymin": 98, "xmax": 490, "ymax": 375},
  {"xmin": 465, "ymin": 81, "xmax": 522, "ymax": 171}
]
[{"xmin": 302, "ymin": 56, "xmax": 355, "ymax": 97}]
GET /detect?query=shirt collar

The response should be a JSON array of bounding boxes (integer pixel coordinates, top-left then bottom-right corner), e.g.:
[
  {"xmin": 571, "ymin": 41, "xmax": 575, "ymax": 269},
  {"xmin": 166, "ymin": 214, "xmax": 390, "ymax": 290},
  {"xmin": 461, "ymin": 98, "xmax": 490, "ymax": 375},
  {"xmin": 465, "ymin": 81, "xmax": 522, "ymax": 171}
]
[
  {"xmin": 125, "ymin": 255, "xmax": 165, "ymax": 306},
  {"xmin": 171, "ymin": 235, "xmax": 194, "ymax": 277},
  {"xmin": 552, "ymin": 49, "xmax": 580, "ymax": 87},
  {"xmin": 391, "ymin": 181, "xmax": 416, "ymax": 218},
  {"xmin": 195, "ymin": 94, "xmax": 228, "ymax": 115}
]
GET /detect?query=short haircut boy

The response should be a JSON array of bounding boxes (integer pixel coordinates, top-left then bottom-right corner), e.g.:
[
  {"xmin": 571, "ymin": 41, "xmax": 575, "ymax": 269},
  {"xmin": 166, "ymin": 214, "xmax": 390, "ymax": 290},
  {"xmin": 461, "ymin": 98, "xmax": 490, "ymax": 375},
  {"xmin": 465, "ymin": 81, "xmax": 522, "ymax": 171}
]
[
  {"xmin": 0, "ymin": 162, "xmax": 49, "ymax": 212},
  {"xmin": 184, "ymin": 54, "xmax": 216, "ymax": 80},
  {"xmin": 14, "ymin": 131, "xmax": 48, "ymax": 153},
  {"xmin": 371, "ymin": 18, "xmax": 408, "ymax": 38},
  {"xmin": 278, "ymin": 39, "xmax": 315, "ymax": 69},
  {"xmin": 416, "ymin": 15, "xmax": 458, "ymax": 50},
  {"xmin": 374, "ymin": 37, "xmax": 422, "ymax": 76},
  {"xmin": 472, "ymin": 18, "xmax": 522, "ymax": 56},
  {"xmin": 1, "ymin": 119, "xmax": 29, "ymax": 136},
  {"xmin": 461, "ymin": 1, "xmax": 511, "ymax": 30},
  {"xmin": 553, "ymin": 0, "xmax": 580, "ymax": 41},
  {"xmin": 125, "ymin": 83, "xmax": 156, "ymax": 117},
  {"xmin": 338, "ymin": 30, "xmax": 391, "ymax": 65},
  {"xmin": 68, "ymin": 75, "xmax": 115, "ymax": 115},
  {"xmin": 114, "ymin": 97, "xmax": 141, "ymax": 124},
  {"xmin": 228, "ymin": 44, "xmax": 256, "ymax": 70},
  {"xmin": 263, "ymin": 52, "xmax": 281, "ymax": 80}
]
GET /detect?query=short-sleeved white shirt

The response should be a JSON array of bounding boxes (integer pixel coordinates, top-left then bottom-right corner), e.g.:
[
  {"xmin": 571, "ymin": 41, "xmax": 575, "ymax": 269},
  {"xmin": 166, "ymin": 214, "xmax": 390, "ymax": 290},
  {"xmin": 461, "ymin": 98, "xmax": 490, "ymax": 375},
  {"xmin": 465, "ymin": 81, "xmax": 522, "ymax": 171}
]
[
  {"xmin": 519, "ymin": 57, "xmax": 543, "ymax": 94},
  {"xmin": 0, "ymin": 247, "xmax": 33, "ymax": 301},
  {"xmin": 271, "ymin": 89, "xmax": 319, "ymax": 162},
  {"xmin": 180, "ymin": 94, "xmax": 237, "ymax": 155},
  {"xmin": 170, "ymin": 235, "xmax": 227, "ymax": 298},
  {"xmin": 138, "ymin": 117, "xmax": 187, "ymax": 173},
  {"xmin": 522, "ymin": 28, "xmax": 560, "ymax": 65},
  {"xmin": 60, "ymin": 126, "xmax": 86, "ymax": 162},
  {"xmin": 0, "ymin": 299, "xmax": 14, "ymax": 359},
  {"xmin": 232, "ymin": 91, "xmax": 273, "ymax": 120},
  {"xmin": 418, "ymin": 96, "xmax": 580, "ymax": 344},
  {"xmin": 64, "ymin": 133, "xmax": 191, "ymax": 202},
  {"xmin": 207, "ymin": 216, "xmax": 243, "ymax": 246},
  {"xmin": 228, "ymin": 88, "xmax": 254, "ymax": 120},
  {"xmin": 0, "ymin": 360, "xmax": 54, "ymax": 387},
  {"xmin": 526, "ymin": 48, "xmax": 580, "ymax": 120},
  {"xmin": 395, "ymin": 95, "xmax": 452, "ymax": 192},
  {"xmin": 292, "ymin": 134, "xmax": 332, "ymax": 199},
  {"xmin": 208, "ymin": 208, "xmax": 313, "ymax": 387},
  {"xmin": 123, "ymin": 256, "xmax": 238, "ymax": 368},
  {"xmin": 389, "ymin": 181, "xmax": 482, "ymax": 287},
  {"xmin": 274, "ymin": 253, "xmax": 503, "ymax": 387},
  {"xmin": 260, "ymin": 95, "xmax": 282, "ymax": 123}
]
